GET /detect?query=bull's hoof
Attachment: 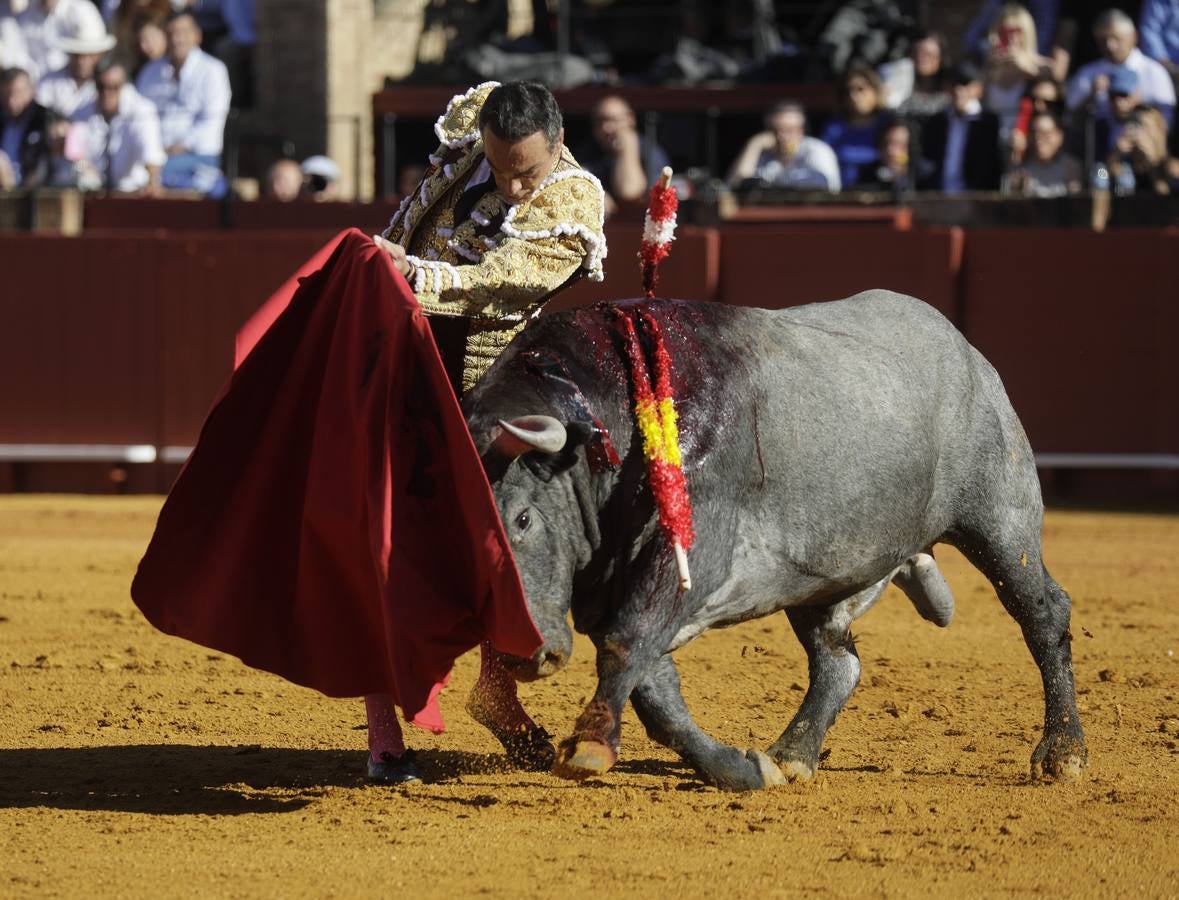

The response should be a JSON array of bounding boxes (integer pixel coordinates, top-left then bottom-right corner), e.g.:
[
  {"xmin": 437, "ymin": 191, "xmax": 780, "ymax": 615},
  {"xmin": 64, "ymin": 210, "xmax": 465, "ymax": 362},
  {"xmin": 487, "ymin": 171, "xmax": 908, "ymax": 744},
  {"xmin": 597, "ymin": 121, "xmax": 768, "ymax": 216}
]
[
  {"xmin": 748, "ymin": 749, "xmax": 787, "ymax": 788},
  {"xmin": 552, "ymin": 739, "xmax": 617, "ymax": 781},
  {"xmin": 776, "ymin": 757, "xmax": 816, "ymax": 783},
  {"xmin": 767, "ymin": 741, "xmax": 819, "ymax": 783},
  {"xmin": 1030, "ymin": 732, "xmax": 1088, "ymax": 782}
]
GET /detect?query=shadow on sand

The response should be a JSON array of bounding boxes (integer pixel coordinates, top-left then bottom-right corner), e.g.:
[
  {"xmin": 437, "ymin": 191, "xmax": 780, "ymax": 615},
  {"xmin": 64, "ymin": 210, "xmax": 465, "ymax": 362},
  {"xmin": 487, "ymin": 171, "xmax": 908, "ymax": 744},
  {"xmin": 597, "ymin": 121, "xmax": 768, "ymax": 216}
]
[{"xmin": 0, "ymin": 744, "xmax": 519, "ymax": 815}]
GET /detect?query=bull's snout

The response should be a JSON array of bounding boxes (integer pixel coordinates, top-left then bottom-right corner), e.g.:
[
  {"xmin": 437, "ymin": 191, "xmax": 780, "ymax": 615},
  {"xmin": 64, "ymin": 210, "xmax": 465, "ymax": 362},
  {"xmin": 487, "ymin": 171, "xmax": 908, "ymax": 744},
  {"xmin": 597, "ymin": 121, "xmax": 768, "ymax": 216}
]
[
  {"xmin": 532, "ymin": 646, "xmax": 568, "ymax": 678},
  {"xmin": 503, "ymin": 643, "xmax": 569, "ymax": 682}
]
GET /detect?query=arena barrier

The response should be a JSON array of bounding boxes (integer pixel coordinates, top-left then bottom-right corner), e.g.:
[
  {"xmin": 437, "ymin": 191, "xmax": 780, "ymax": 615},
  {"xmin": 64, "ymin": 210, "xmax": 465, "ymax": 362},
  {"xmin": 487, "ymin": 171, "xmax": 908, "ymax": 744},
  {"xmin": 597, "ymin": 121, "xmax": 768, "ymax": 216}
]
[{"xmin": 0, "ymin": 225, "xmax": 1175, "ymax": 499}]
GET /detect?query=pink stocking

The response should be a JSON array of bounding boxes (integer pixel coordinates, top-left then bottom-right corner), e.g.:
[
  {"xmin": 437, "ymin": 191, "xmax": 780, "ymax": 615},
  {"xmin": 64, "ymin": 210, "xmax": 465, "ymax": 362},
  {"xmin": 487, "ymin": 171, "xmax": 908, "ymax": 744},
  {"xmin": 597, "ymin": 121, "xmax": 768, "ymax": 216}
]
[
  {"xmin": 469, "ymin": 641, "xmax": 533, "ymax": 732},
  {"xmin": 364, "ymin": 693, "xmax": 406, "ymax": 762}
]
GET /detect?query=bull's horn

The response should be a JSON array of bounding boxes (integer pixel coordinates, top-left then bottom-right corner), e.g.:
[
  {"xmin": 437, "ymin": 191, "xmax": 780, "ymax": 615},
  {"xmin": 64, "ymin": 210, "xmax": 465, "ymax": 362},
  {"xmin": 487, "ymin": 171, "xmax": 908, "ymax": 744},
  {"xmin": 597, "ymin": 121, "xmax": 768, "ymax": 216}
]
[{"xmin": 494, "ymin": 416, "xmax": 567, "ymax": 456}]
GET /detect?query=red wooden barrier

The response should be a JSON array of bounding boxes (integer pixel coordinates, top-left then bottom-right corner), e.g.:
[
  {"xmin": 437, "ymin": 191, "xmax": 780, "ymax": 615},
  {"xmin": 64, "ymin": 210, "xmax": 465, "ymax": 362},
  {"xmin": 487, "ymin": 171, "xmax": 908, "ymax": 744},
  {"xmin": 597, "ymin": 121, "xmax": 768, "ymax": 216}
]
[
  {"xmin": 84, "ymin": 197, "xmax": 401, "ymax": 232},
  {"xmin": 959, "ymin": 228, "xmax": 1179, "ymax": 454},
  {"xmin": 2, "ymin": 226, "xmax": 1176, "ymax": 497},
  {"xmin": 0, "ymin": 232, "xmax": 330, "ymax": 449},
  {"xmin": 716, "ymin": 225, "xmax": 964, "ymax": 321},
  {"xmin": 0, "ymin": 234, "xmax": 161, "ymax": 444}
]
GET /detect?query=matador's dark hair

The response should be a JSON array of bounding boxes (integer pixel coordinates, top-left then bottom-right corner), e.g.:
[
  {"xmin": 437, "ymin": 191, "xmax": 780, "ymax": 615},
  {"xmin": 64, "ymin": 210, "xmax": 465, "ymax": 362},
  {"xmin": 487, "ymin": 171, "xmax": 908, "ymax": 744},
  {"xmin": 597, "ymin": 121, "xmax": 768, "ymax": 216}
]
[{"xmin": 478, "ymin": 82, "xmax": 563, "ymax": 149}]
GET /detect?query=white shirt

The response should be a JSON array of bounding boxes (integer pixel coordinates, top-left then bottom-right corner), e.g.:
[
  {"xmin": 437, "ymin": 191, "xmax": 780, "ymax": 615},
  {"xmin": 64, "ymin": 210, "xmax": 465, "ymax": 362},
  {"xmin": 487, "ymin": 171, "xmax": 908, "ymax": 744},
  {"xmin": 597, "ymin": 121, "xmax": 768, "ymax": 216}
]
[
  {"xmin": 0, "ymin": 13, "xmax": 34, "ymax": 73},
  {"xmin": 13, "ymin": 0, "xmax": 106, "ymax": 84},
  {"xmin": 35, "ymin": 66, "xmax": 95, "ymax": 118},
  {"xmin": 1066, "ymin": 47, "xmax": 1177, "ymax": 114},
  {"xmin": 135, "ymin": 46, "xmax": 231, "ymax": 157},
  {"xmin": 74, "ymin": 83, "xmax": 166, "ymax": 192},
  {"xmin": 754, "ymin": 136, "xmax": 843, "ymax": 191}
]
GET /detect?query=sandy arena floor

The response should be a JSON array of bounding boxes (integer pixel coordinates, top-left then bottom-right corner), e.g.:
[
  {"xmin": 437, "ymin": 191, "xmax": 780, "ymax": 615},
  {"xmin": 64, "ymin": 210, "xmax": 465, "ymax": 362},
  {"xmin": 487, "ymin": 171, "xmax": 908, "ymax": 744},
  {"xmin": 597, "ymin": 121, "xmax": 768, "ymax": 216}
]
[{"xmin": 1, "ymin": 496, "xmax": 1177, "ymax": 898}]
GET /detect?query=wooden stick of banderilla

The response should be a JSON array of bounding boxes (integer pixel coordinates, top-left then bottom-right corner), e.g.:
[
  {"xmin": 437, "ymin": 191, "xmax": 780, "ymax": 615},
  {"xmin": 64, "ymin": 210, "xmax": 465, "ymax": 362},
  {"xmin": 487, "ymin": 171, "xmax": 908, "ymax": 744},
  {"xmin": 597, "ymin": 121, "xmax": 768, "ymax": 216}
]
[
  {"xmin": 658, "ymin": 166, "xmax": 673, "ymax": 190},
  {"xmin": 674, "ymin": 541, "xmax": 691, "ymax": 593}
]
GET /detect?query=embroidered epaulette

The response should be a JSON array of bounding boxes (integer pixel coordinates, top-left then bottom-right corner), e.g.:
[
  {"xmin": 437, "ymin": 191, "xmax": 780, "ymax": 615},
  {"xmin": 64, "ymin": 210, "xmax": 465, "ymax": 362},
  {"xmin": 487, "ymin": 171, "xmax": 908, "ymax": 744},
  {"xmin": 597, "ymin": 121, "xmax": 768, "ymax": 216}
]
[
  {"xmin": 504, "ymin": 168, "xmax": 607, "ymax": 281},
  {"xmin": 434, "ymin": 81, "xmax": 500, "ymax": 150}
]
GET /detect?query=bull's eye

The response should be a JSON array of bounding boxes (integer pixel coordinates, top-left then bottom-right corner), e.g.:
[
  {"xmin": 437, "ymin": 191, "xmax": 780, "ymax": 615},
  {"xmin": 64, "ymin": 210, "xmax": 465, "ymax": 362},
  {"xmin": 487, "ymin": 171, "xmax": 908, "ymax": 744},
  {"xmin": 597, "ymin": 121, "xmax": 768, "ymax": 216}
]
[{"xmin": 515, "ymin": 510, "xmax": 531, "ymax": 532}]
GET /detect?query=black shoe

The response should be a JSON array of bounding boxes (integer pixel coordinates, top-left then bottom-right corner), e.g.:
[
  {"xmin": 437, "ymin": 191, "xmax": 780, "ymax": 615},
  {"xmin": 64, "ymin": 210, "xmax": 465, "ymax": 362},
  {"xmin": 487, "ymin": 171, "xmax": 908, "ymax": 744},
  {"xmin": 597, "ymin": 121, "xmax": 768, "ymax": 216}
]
[
  {"xmin": 496, "ymin": 726, "xmax": 557, "ymax": 772},
  {"xmin": 365, "ymin": 749, "xmax": 422, "ymax": 785}
]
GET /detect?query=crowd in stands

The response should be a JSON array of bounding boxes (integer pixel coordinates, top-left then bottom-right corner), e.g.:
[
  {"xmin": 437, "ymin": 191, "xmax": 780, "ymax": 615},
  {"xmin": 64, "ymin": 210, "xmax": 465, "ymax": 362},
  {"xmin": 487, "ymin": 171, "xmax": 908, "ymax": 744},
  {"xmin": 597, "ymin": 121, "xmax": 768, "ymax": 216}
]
[
  {"xmin": 0, "ymin": 0, "xmax": 252, "ymax": 194},
  {"xmin": 712, "ymin": 4, "xmax": 1179, "ymax": 202},
  {"xmin": 2, "ymin": 0, "xmax": 1178, "ymax": 205}
]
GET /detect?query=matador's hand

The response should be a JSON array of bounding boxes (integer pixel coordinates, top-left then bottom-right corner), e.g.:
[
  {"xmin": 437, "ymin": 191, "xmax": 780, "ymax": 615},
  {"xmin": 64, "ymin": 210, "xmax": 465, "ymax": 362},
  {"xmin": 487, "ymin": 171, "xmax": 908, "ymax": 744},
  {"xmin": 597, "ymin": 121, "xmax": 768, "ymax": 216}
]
[{"xmin": 372, "ymin": 234, "xmax": 413, "ymax": 279}]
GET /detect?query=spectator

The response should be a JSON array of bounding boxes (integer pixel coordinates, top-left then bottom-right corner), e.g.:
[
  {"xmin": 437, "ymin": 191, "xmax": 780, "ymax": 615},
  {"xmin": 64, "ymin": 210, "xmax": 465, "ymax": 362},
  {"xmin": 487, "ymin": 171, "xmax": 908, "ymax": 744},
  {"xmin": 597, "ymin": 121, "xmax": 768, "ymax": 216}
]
[
  {"xmin": 1092, "ymin": 66, "xmax": 1148, "ymax": 162},
  {"xmin": 1003, "ymin": 110, "xmax": 1081, "ymax": 195},
  {"xmin": 983, "ymin": 4, "xmax": 1052, "ymax": 143},
  {"xmin": 962, "ymin": 0, "xmax": 1068, "ymax": 78},
  {"xmin": 397, "ymin": 161, "xmax": 425, "ymax": 198},
  {"xmin": 1107, "ymin": 104, "xmax": 1176, "ymax": 193},
  {"xmin": 1066, "ymin": 9, "xmax": 1175, "ymax": 126},
  {"xmin": 263, "ymin": 156, "xmax": 302, "ymax": 201},
  {"xmin": 1, "ymin": 14, "xmax": 34, "ymax": 75},
  {"xmin": 135, "ymin": 10, "xmax": 230, "ymax": 194},
  {"xmin": 10, "ymin": 0, "xmax": 107, "ymax": 83},
  {"xmin": 1138, "ymin": 0, "xmax": 1179, "ymax": 85},
  {"xmin": 726, "ymin": 100, "xmax": 841, "ymax": 191},
  {"xmin": 0, "ymin": 65, "xmax": 52, "ymax": 186},
  {"xmin": 820, "ymin": 62, "xmax": 888, "ymax": 188},
  {"xmin": 131, "ymin": 17, "xmax": 164, "ymax": 76},
  {"xmin": 879, "ymin": 30, "xmax": 951, "ymax": 119},
  {"xmin": 70, "ymin": 54, "xmax": 163, "ymax": 192},
  {"xmin": 108, "ymin": 0, "xmax": 169, "ymax": 58},
  {"xmin": 919, "ymin": 60, "xmax": 1003, "ymax": 192},
  {"xmin": 575, "ymin": 95, "xmax": 669, "ymax": 204},
  {"xmin": 34, "ymin": 14, "xmax": 114, "ymax": 117},
  {"xmin": 855, "ymin": 117, "xmax": 930, "ymax": 192},
  {"xmin": 301, "ymin": 154, "xmax": 340, "ymax": 202},
  {"xmin": 1010, "ymin": 73, "xmax": 1066, "ymax": 164}
]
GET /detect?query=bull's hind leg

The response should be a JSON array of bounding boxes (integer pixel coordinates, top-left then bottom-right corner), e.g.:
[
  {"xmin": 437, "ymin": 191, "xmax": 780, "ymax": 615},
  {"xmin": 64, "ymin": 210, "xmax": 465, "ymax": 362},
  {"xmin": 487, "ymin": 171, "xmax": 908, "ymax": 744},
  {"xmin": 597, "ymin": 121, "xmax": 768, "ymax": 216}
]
[
  {"xmin": 768, "ymin": 579, "xmax": 888, "ymax": 781},
  {"xmin": 631, "ymin": 655, "xmax": 785, "ymax": 791},
  {"xmin": 950, "ymin": 528, "xmax": 1087, "ymax": 780}
]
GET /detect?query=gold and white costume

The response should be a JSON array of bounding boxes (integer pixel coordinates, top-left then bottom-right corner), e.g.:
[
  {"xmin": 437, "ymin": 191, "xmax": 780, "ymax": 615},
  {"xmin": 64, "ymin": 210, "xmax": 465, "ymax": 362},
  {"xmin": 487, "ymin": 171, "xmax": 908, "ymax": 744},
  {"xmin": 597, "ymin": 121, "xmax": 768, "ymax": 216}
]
[{"xmin": 382, "ymin": 81, "xmax": 607, "ymax": 392}]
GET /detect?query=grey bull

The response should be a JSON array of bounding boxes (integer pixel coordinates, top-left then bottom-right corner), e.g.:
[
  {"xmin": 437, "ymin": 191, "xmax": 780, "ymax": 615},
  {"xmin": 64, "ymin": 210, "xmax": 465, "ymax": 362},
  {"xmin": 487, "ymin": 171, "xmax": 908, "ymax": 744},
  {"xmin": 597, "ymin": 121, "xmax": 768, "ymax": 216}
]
[{"xmin": 463, "ymin": 291, "xmax": 1088, "ymax": 791}]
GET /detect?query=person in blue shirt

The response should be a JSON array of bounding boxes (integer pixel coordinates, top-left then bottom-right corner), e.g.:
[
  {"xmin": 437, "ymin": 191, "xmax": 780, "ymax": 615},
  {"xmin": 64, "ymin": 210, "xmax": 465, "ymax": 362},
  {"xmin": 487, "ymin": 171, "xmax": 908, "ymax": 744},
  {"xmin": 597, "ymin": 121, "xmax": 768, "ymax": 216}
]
[
  {"xmin": 1139, "ymin": 0, "xmax": 1179, "ymax": 82},
  {"xmin": 820, "ymin": 62, "xmax": 889, "ymax": 188}
]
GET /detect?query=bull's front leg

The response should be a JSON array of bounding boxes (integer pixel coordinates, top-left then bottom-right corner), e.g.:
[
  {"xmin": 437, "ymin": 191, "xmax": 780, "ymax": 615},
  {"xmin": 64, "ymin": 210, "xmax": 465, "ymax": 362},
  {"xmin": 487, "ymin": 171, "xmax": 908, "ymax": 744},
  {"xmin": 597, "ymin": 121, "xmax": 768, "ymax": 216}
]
[
  {"xmin": 551, "ymin": 628, "xmax": 663, "ymax": 781},
  {"xmin": 631, "ymin": 655, "xmax": 786, "ymax": 791}
]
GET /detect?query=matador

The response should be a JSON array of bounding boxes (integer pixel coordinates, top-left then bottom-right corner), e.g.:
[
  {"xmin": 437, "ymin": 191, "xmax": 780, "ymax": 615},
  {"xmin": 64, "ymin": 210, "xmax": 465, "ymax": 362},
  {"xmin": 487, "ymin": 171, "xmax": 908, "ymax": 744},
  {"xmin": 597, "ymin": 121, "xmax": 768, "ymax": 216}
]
[{"xmin": 368, "ymin": 79, "xmax": 608, "ymax": 783}]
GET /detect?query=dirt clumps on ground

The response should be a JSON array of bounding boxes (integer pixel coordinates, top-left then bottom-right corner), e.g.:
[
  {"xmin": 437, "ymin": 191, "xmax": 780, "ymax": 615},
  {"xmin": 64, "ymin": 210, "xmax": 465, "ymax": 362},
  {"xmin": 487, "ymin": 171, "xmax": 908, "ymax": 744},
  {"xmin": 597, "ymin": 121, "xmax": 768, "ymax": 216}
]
[{"xmin": 1, "ymin": 497, "xmax": 1177, "ymax": 897}]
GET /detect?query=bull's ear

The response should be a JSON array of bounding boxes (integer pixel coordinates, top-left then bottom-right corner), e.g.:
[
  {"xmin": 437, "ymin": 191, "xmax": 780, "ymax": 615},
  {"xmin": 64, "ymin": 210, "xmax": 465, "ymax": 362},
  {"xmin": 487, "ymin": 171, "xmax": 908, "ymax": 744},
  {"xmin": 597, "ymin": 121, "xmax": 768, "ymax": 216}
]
[{"xmin": 563, "ymin": 420, "xmax": 595, "ymax": 449}]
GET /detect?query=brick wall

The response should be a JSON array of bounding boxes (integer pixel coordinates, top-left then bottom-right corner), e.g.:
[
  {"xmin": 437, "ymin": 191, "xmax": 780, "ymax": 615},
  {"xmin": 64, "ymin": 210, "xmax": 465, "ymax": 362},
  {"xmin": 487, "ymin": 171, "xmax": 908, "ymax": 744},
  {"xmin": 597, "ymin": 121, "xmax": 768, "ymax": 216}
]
[{"xmin": 252, "ymin": 0, "xmax": 426, "ymax": 201}]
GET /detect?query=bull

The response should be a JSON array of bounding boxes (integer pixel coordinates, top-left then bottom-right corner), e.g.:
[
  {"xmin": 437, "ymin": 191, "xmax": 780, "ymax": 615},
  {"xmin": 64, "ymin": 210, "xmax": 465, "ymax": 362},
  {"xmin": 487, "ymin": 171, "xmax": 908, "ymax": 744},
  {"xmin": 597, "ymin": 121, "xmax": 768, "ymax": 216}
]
[{"xmin": 464, "ymin": 291, "xmax": 1088, "ymax": 791}]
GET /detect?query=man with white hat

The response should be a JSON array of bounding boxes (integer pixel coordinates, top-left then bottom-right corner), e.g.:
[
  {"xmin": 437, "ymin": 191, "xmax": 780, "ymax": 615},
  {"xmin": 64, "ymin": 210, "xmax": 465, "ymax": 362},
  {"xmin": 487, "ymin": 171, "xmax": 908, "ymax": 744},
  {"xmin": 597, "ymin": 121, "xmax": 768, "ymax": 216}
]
[
  {"xmin": 300, "ymin": 153, "xmax": 341, "ymax": 201},
  {"xmin": 35, "ymin": 12, "xmax": 114, "ymax": 118},
  {"xmin": 8, "ymin": 0, "xmax": 108, "ymax": 84}
]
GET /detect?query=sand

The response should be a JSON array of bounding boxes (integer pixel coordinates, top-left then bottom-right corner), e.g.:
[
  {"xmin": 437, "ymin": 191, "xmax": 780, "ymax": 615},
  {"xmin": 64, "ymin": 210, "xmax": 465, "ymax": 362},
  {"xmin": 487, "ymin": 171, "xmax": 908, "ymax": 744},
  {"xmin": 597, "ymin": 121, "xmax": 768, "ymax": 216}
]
[{"xmin": 1, "ymin": 496, "xmax": 1177, "ymax": 898}]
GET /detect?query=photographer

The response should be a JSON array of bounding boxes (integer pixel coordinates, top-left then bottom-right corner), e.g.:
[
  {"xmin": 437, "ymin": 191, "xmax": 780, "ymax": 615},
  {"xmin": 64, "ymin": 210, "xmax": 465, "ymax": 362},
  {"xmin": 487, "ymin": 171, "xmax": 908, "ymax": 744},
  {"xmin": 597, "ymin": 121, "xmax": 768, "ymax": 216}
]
[{"xmin": 1106, "ymin": 104, "xmax": 1177, "ymax": 194}]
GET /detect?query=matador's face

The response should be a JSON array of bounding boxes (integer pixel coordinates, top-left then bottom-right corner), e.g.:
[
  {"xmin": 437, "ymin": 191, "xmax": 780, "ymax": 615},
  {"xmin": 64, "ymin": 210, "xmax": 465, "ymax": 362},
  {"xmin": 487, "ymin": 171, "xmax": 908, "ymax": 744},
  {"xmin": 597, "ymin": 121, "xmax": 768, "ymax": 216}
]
[{"xmin": 482, "ymin": 126, "xmax": 564, "ymax": 205}]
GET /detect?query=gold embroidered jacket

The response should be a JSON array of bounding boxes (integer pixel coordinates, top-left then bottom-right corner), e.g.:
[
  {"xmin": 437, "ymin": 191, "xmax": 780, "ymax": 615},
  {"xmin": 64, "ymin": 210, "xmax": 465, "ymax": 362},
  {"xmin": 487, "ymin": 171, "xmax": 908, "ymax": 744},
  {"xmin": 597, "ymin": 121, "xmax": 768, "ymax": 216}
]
[{"xmin": 381, "ymin": 81, "xmax": 607, "ymax": 392}]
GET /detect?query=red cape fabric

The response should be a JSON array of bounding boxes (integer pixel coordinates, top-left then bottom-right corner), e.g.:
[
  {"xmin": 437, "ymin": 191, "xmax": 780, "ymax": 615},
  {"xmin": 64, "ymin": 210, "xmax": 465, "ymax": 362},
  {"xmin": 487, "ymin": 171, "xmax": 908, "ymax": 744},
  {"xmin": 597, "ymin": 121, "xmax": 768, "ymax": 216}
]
[{"xmin": 132, "ymin": 229, "xmax": 542, "ymax": 731}]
